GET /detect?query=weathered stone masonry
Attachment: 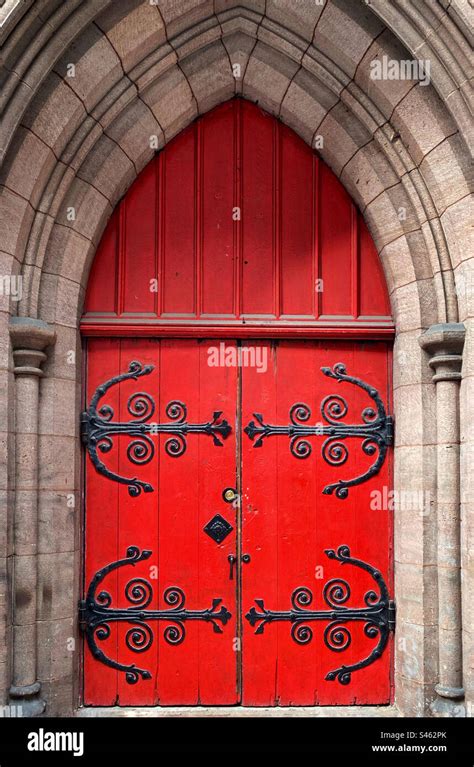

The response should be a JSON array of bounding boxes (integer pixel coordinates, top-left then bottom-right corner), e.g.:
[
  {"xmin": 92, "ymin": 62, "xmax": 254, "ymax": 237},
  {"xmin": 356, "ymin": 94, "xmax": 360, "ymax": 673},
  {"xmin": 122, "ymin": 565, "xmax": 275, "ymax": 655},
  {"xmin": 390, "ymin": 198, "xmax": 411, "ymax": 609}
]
[{"xmin": 0, "ymin": 0, "xmax": 472, "ymax": 716}]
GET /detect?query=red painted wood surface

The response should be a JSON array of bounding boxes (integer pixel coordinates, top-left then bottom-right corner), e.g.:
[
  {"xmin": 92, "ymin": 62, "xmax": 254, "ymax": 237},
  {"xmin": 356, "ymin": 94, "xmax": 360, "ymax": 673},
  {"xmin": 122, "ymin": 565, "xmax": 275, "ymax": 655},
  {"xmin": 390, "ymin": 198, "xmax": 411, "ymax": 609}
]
[
  {"xmin": 82, "ymin": 101, "xmax": 393, "ymax": 706},
  {"xmin": 241, "ymin": 341, "xmax": 393, "ymax": 705},
  {"xmin": 82, "ymin": 100, "xmax": 392, "ymax": 335},
  {"xmin": 84, "ymin": 339, "xmax": 392, "ymax": 705},
  {"xmin": 84, "ymin": 339, "xmax": 239, "ymax": 706}
]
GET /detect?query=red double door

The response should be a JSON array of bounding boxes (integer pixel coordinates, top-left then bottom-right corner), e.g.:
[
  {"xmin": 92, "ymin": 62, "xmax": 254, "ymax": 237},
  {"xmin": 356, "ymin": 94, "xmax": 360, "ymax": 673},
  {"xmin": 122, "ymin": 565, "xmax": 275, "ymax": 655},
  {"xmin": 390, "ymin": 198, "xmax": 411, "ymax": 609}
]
[{"xmin": 83, "ymin": 337, "xmax": 393, "ymax": 706}]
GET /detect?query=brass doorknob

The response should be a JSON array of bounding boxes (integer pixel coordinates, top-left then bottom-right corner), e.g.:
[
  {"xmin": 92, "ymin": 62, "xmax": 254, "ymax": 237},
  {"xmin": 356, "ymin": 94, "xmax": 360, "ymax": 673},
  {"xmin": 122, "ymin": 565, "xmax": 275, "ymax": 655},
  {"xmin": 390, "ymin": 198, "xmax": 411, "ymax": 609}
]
[{"xmin": 222, "ymin": 487, "xmax": 238, "ymax": 503}]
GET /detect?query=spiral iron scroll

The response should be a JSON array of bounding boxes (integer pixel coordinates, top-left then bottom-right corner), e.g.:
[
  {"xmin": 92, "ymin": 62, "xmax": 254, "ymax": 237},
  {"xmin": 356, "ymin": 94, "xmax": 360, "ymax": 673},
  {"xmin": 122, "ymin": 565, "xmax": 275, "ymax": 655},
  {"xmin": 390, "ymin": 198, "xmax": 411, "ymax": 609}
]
[
  {"xmin": 81, "ymin": 361, "xmax": 232, "ymax": 496},
  {"xmin": 245, "ymin": 545, "xmax": 395, "ymax": 685},
  {"xmin": 79, "ymin": 546, "xmax": 232, "ymax": 684},
  {"xmin": 244, "ymin": 362, "xmax": 393, "ymax": 498}
]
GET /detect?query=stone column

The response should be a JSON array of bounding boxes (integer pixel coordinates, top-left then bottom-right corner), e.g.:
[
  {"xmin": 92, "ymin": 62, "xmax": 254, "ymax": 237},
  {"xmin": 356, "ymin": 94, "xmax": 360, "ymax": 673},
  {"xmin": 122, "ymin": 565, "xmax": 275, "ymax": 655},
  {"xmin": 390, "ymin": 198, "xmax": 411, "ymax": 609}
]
[
  {"xmin": 8, "ymin": 317, "xmax": 56, "ymax": 716},
  {"xmin": 419, "ymin": 323, "xmax": 466, "ymax": 717}
]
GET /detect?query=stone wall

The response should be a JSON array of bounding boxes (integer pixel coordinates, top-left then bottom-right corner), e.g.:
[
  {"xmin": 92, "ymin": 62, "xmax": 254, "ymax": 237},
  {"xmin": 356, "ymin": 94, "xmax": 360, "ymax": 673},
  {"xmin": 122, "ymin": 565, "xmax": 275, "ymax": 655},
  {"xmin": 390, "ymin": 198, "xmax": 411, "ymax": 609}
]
[{"xmin": 0, "ymin": 0, "xmax": 472, "ymax": 716}]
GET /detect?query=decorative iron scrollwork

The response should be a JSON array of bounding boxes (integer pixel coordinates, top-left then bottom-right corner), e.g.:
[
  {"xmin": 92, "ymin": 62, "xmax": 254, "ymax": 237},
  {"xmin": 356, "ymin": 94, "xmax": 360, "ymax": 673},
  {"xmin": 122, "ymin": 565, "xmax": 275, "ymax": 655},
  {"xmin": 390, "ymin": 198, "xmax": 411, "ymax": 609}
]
[
  {"xmin": 81, "ymin": 361, "xmax": 232, "ymax": 496},
  {"xmin": 244, "ymin": 362, "xmax": 393, "ymax": 498},
  {"xmin": 245, "ymin": 545, "xmax": 395, "ymax": 685},
  {"xmin": 79, "ymin": 546, "xmax": 232, "ymax": 684}
]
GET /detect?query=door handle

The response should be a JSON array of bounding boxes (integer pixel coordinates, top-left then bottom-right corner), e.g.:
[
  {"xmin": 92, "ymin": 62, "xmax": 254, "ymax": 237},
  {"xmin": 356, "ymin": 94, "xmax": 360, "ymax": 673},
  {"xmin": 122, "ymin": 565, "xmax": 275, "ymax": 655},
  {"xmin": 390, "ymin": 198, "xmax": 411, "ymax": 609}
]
[
  {"xmin": 222, "ymin": 487, "xmax": 239, "ymax": 504},
  {"xmin": 228, "ymin": 553, "xmax": 251, "ymax": 579},
  {"xmin": 228, "ymin": 554, "xmax": 236, "ymax": 580}
]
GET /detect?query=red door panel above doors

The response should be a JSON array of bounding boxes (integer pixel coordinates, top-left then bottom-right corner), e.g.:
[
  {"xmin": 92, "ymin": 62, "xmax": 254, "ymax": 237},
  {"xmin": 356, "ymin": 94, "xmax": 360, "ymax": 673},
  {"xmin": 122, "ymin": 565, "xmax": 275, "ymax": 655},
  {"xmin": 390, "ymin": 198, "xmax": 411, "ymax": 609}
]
[{"xmin": 81, "ymin": 100, "xmax": 393, "ymax": 337}]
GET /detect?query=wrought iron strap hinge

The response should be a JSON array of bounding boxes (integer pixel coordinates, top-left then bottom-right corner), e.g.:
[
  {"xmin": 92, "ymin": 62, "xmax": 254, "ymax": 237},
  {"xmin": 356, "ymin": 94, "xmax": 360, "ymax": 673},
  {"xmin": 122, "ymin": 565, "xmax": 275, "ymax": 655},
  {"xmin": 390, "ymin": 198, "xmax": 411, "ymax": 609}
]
[
  {"xmin": 82, "ymin": 360, "xmax": 232, "ymax": 496},
  {"xmin": 244, "ymin": 362, "xmax": 394, "ymax": 498},
  {"xmin": 245, "ymin": 545, "xmax": 394, "ymax": 685},
  {"xmin": 80, "ymin": 546, "xmax": 232, "ymax": 684}
]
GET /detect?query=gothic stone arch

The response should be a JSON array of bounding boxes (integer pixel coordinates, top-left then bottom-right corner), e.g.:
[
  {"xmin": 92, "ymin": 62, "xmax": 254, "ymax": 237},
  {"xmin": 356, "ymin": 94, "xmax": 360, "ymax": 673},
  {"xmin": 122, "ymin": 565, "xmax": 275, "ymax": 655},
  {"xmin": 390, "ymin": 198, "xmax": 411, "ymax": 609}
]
[{"xmin": 0, "ymin": 0, "xmax": 472, "ymax": 717}]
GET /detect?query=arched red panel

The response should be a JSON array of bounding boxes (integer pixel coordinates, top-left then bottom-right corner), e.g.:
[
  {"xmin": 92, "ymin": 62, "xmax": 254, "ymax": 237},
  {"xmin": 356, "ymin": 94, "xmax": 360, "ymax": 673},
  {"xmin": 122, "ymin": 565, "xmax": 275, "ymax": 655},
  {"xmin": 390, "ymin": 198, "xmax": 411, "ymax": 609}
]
[{"xmin": 82, "ymin": 100, "xmax": 393, "ymax": 337}]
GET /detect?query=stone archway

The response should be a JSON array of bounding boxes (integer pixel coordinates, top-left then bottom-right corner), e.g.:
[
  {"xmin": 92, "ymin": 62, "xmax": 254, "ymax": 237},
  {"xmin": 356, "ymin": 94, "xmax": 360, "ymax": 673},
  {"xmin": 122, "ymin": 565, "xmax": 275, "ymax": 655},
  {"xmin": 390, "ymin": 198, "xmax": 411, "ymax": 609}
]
[{"xmin": 0, "ymin": 0, "xmax": 472, "ymax": 717}]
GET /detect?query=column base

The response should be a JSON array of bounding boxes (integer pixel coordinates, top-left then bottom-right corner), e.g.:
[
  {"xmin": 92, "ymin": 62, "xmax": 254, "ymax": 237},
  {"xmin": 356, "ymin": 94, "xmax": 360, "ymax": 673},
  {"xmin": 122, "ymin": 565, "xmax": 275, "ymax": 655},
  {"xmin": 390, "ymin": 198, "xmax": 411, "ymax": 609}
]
[
  {"xmin": 430, "ymin": 685, "xmax": 465, "ymax": 717},
  {"xmin": 9, "ymin": 682, "xmax": 46, "ymax": 717}
]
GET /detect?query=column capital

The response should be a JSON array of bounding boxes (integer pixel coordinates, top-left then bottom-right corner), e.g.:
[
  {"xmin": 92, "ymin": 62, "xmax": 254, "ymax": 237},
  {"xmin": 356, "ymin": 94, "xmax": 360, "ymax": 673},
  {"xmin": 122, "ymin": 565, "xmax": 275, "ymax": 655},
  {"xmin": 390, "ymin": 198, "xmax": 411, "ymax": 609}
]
[
  {"xmin": 9, "ymin": 317, "xmax": 56, "ymax": 376},
  {"xmin": 419, "ymin": 323, "xmax": 465, "ymax": 383}
]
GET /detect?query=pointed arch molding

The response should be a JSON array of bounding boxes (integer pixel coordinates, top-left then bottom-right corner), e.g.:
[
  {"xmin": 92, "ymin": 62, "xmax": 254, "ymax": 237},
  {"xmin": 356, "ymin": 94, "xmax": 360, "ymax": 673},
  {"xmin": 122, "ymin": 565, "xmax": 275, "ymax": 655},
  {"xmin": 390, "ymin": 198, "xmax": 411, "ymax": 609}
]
[{"xmin": 0, "ymin": 1, "xmax": 472, "ymax": 718}]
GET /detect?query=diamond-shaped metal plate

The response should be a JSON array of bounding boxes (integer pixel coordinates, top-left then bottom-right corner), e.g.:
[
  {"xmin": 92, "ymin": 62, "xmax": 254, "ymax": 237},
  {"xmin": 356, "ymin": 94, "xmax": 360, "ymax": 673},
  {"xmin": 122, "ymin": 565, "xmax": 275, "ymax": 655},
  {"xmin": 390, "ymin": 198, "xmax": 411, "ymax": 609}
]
[{"xmin": 203, "ymin": 514, "xmax": 233, "ymax": 544}]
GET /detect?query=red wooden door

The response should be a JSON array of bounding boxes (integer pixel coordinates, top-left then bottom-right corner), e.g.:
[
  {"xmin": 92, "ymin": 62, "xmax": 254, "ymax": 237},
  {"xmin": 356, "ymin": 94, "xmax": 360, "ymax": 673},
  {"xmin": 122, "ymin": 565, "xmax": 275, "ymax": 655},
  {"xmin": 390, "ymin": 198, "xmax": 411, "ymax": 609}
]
[
  {"xmin": 83, "ymin": 338, "xmax": 239, "ymax": 706},
  {"xmin": 82, "ymin": 338, "xmax": 392, "ymax": 705},
  {"xmin": 241, "ymin": 341, "xmax": 393, "ymax": 705},
  {"xmin": 81, "ymin": 99, "xmax": 395, "ymax": 707}
]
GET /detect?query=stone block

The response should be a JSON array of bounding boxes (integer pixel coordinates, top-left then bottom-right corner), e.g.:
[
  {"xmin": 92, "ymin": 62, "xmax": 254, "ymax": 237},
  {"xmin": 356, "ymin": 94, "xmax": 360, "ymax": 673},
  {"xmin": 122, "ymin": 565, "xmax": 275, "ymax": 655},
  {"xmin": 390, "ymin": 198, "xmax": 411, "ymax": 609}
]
[
  {"xmin": 341, "ymin": 139, "xmax": 399, "ymax": 210},
  {"xmin": 36, "ymin": 676, "xmax": 76, "ymax": 717},
  {"xmin": 257, "ymin": 17, "xmax": 306, "ymax": 65},
  {"xmin": 21, "ymin": 72, "xmax": 86, "ymax": 157},
  {"xmin": 364, "ymin": 186, "xmax": 420, "ymax": 252},
  {"xmin": 159, "ymin": 0, "xmax": 214, "ymax": 40},
  {"xmin": 173, "ymin": 16, "xmax": 221, "ymax": 62},
  {"xmin": 243, "ymin": 41, "xmax": 299, "ymax": 116},
  {"xmin": 395, "ymin": 621, "xmax": 438, "ymax": 684},
  {"xmin": 77, "ymin": 134, "xmax": 136, "ymax": 206},
  {"xmin": 37, "ymin": 162, "xmax": 75, "ymax": 220},
  {"xmin": 38, "ymin": 435, "xmax": 77, "ymax": 492},
  {"xmin": 441, "ymin": 195, "xmax": 474, "ymax": 271},
  {"xmin": 38, "ymin": 490, "xmax": 77, "ymax": 555},
  {"xmin": 395, "ymin": 561, "xmax": 438, "ymax": 626},
  {"xmin": 60, "ymin": 116, "xmax": 102, "ymax": 173},
  {"xmin": 12, "ymin": 554, "xmax": 37, "ymax": 624},
  {"xmin": 393, "ymin": 382, "xmax": 436, "ymax": 447},
  {"xmin": 0, "ymin": 127, "xmax": 55, "ymax": 210},
  {"xmin": 42, "ymin": 224, "xmax": 97, "ymax": 291},
  {"xmin": 11, "ymin": 490, "xmax": 38, "ymax": 556},
  {"xmin": 180, "ymin": 41, "xmax": 235, "ymax": 114},
  {"xmin": 317, "ymin": 101, "xmax": 372, "ymax": 177},
  {"xmin": 393, "ymin": 330, "xmax": 434, "ymax": 388},
  {"xmin": 280, "ymin": 67, "xmax": 338, "ymax": 145},
  {"xmin": 54, "ymin": 23, "xmax": 123, "ymax": 113},
  {"xmin": 105, "ymin": 97, "xmax": 163, "ymax": 176},
  {"xmin": 215, "ymin": 0, "xmax": 265, "ymax": 14},
  {"xmin": 0, "ymin": 250, "xmax": 20, "ymax": 314},
  {"xmin": 37, "ymin": 616, "xmax": 76, "ymax": 689},
  {"xmin": 140, "ymin": 67, "xmax": 197, "ymax": 143},
  {"xmin": 312, "ymin": 0, "xmax": 384, "ymax": 78},
  {"xmin": 267, "ymin": 0, "xmax": 325, "ymax": 42},
  {"xmin": 392, "ymin": 84, "xmax": 457, "ymax": 167},
  {"xmin": 0, "ymin": 187, "xmax": 35, "ymax": 260},
  {"xmin": 38, "ymin": 376, "xmax": 79, "ymax": 439},
  {"xmin": 55, "ymin": 180, "xmax": 112, "ymax": 245},
  {"xmin": 419, "ymin": 134, "xmax": 473, "ymax": 216},
  {"xmin": 37, "ymin": 273, "xmax": 85, "ymax": 328},
  {"xmin": 41, "ymin": 324, "xmax": 81, "ymax": 383},
  {"xmin": 381, "ymin": 230, "xmax": 435, "ymax": 295},
  {"xmin": 394, "ymin": 675, "xmax": 435, "ymax": 717},
  {"xmin": 37, "ymin": 553, "xmax": 75, "ymax": 621},
  {"xmin": 355, "ymin": 29, "xmax": 418, "ymax": 118},
  {"xmin": 14, "ymin": 433, "xmax": 39, "ymax": 491},
  {"xmin": 130, "ymin": 45, "xmax": 177, "ymax": 93},
  {"xmin": 95, "ymin": 0, "xmax": 166, "ymax": 73}
]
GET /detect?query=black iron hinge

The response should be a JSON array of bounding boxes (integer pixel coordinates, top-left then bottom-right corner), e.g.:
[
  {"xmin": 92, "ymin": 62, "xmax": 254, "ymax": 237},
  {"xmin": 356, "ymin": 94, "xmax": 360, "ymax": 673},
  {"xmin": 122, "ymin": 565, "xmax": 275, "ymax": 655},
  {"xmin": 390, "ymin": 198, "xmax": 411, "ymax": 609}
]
[
  {"xmin": 388, "ymin": 599, "xmax": 396, "ymax": 632},
  {"xmin": 386, "ymin": 415, "xmax": 394, "ymax": 446},
  {"xmin": 80, "ymin": 412, "xmax": 90, "ymax": 445},
  {"xmin": 78, "ymin": 599, "xmax": 87, "ymax": 632}
]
